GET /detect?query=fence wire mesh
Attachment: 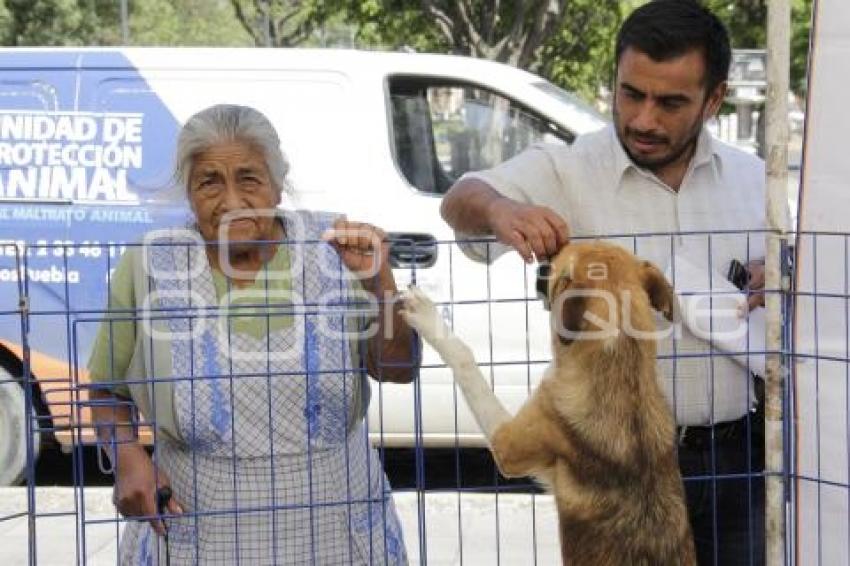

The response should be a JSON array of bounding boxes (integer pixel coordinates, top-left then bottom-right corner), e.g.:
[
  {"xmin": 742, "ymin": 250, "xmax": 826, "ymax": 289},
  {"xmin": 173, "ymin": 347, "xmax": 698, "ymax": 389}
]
[{"xmin": 0, "ymin": 230, "xmax": 845, "ymax": 564}]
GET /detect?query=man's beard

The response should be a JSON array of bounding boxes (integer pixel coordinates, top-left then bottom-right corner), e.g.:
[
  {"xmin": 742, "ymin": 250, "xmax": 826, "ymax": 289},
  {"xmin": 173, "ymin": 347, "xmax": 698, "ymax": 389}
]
[{"xmin": 613, "ymin": 104, "xmax": 704, "ymax": 172}]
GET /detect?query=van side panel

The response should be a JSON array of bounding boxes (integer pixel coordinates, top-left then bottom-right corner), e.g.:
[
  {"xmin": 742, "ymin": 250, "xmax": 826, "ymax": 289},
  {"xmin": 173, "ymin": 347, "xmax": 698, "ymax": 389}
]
[{"xmin": 0, "ymin": 51, "xmax": 183, "ymax": 439}]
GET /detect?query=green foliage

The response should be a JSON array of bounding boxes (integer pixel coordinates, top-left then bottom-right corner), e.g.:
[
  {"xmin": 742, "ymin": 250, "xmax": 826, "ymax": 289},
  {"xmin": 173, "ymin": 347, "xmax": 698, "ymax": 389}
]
[
  {"xmin": 1, "ymin": 0, "xmax": 100, "ymax": 46},
  {"xmin": 539, "ymin": 1, "xmax": 624, "ymax": 102},
  {"xmin": 328, "ymin": 0, "xmax": 446, "ymax": 53},
  {"xmin": 0, "ymin": 2, "xmax": 11, "ymax": 45},
  {"xmin": 229, "ymin": 0, "xmax": 324, "ymax": 47},
  {"xmin": 0, "ymin": 0, "xmax": 814, "ymax": 99},
  {"xmin": 790, "ymin": 0, "xmax": 814, "ymax": 94},
  {"xmin": 0, "ymin": 0, "xmax": 252, "ymax": 47},
  {"xmin": 700, "ymin": 0, "xmax": 814, "ymax": 94},
  {"xmin": 320, "ymin": 0, "xmax": 623, "ymax": 104},
  {"xmin": 701, "ymin": 0, "xmax": 767, "ymax": 48},
  {"xmin": 127, "ymin": 0, "xmax": 252, "ymax": 46}
]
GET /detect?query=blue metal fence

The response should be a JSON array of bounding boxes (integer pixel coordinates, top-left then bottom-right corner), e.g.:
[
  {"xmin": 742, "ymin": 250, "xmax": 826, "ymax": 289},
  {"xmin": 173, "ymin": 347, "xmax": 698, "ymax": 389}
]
[{"xmin": 0, "ymin": 231, "xmax": 846, "ymax": 564}]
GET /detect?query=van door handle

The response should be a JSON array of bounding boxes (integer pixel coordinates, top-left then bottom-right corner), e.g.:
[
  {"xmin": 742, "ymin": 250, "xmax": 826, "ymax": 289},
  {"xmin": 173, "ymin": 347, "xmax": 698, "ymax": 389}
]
[{"xmin": 388, "ymin": 232, "xmax": 438, "ymax": 269}]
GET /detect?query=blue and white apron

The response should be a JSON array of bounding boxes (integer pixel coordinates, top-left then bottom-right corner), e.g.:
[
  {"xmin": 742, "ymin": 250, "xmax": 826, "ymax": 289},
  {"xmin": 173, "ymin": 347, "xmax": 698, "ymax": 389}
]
[{"xmin": 119, "ymin": 211, "xmax": 407, "ymax": 565}]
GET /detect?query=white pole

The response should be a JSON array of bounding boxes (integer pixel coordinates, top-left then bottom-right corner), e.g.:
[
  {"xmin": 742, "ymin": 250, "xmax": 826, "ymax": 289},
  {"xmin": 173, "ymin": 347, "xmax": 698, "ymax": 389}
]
[{"xmin": 765, "ymin": 0, "xmax": 791, "ymax": 564}]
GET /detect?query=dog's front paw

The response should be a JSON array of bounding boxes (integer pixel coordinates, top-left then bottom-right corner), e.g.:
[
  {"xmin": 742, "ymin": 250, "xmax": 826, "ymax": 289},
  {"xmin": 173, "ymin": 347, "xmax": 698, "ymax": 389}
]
[{"xmin": 399, "ymin": 285, "xmax": 446, "ymax": 343}]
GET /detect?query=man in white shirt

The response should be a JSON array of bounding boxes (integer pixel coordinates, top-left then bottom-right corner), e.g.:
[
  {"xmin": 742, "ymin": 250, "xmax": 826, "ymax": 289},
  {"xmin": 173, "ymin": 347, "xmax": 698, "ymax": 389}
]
[{"xmin": 441, "ymin": 1, "xmax": 765, "ymax": 564}]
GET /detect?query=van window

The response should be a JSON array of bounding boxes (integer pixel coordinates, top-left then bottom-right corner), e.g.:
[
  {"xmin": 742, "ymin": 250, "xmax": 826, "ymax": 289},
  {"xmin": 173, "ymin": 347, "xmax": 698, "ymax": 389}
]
[{"xmin": 389, "ymin": 77, "xmax": 572, "ymax": 195}]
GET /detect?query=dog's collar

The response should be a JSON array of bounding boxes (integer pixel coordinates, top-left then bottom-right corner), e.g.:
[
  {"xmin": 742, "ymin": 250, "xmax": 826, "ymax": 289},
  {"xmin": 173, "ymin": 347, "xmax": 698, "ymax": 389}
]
[{"xmin": 536, "ymin": 262, "xmax": 551, "ymax": 311}]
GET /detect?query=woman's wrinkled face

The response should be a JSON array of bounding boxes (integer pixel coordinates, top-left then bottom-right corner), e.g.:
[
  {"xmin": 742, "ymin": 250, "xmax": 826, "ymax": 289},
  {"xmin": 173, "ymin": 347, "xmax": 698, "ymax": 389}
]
[{"xmin": 188, "ymin": 141, "xmax": 281, "ymax": 246}]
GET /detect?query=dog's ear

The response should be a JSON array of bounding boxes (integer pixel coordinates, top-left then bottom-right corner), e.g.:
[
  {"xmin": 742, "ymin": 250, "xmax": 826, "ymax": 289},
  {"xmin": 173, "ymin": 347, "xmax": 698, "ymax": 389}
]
[
  {"xmin": 553, "ymin": 277, "xmax": 586, "ymax": 345},
  {"xmin": 640, "ymin": 261, "xmax": 677, "ymax": 322}
]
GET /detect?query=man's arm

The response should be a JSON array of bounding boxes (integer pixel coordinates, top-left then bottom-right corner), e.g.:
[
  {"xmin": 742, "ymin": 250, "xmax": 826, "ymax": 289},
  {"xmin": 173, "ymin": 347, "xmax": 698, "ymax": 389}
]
[
  {"xmin": 440, "ymin": 177, "xmax": 504, "ymax": 235},
  {"xmin": 441, "ymin": 176, "xmax": 569, "ymax": 263}
]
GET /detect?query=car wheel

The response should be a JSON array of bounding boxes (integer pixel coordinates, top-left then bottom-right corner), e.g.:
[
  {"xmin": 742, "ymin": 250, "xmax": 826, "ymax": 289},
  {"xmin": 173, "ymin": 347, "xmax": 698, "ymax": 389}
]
[{"xmin": 0, "ymin": 372, "xmax": 40, "ymax": 486}]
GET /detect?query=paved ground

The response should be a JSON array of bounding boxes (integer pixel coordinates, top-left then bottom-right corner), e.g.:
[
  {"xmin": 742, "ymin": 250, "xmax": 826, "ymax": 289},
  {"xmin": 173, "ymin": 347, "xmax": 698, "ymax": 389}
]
[{"xmin": 0, "ymin": 487, "xmax": 559, "ymax": 565}]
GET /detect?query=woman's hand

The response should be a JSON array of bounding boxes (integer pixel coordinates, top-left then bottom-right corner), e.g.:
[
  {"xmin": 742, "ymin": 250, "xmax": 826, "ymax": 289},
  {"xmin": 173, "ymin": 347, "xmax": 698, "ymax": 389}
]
[
  {"xmin": 113, "ymin": 443, "xmax": 183, "ymax": 536},
  {"xmin": 322, "ymin": 218, "xmax": 390, "ymax": 286},
  {"xmin": 322, "ymin": 217, "xmax": 419, "ymax": 382}
]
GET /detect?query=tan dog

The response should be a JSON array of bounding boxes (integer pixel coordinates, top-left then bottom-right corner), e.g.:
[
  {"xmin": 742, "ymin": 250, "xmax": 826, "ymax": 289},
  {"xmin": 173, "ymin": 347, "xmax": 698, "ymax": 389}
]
[{"xmin": 400, "ymin": 241, "xmax": 695, "ymax": 566}]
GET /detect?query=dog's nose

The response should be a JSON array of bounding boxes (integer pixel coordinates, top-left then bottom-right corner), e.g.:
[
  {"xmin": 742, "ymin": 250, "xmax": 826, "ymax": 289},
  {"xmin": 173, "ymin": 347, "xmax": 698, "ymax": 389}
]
[{"xmin": 536, "ymin": 262, "xmax": 551, "ymax": 311}]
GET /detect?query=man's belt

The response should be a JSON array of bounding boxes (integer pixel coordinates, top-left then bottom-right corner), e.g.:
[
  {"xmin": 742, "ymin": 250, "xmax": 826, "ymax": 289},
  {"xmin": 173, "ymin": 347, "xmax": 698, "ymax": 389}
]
[{"xmin": 677, "ymin": 412, "xmax": 759, "ymax": 450}]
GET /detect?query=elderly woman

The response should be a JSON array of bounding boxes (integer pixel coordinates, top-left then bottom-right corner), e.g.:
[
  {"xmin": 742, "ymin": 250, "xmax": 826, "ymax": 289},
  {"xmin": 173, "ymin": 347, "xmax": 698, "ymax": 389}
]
[{"xmin": 89, "ymin": 104, "xmax": 416, "ymax": 565}]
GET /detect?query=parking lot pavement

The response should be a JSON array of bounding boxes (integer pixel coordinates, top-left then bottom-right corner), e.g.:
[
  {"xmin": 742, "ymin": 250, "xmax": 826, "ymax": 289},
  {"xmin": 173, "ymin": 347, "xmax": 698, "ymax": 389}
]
[
  {"xmin": 0, "ymin": 487, "xmax": 119, "ymax": 566},
  {"xmin": 394, "ymin": 490, "xmax": 560, "ymax": 565},
  {"xmin": 1, "ymin": 488, "xmax": 559, "ymax": 565}
]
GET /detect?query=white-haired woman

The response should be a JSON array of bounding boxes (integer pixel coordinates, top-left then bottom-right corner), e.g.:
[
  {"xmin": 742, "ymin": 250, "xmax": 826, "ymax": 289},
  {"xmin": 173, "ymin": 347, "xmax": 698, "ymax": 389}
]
[{"xmin": 89, "ymin": 104, "xmax": 415, "ymax": 565}]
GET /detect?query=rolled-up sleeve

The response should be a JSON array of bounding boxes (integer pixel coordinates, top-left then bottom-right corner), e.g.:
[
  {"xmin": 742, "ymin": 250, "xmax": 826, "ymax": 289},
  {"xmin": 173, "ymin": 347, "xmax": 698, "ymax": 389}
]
[{"xmin": 87, "ymin": 251, "xmax": 138, "ymax": 398}]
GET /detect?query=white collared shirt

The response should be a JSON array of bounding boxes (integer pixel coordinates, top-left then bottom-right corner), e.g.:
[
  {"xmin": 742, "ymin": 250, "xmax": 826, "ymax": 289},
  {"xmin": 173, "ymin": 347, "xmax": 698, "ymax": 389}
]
[{"xmin": 458, "ymin": 125, "xmax": 767, "ymax": 426}]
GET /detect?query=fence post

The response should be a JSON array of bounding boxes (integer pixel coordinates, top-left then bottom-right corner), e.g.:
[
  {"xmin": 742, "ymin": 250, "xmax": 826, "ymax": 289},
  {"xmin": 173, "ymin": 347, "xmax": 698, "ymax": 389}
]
[
  {"xmin": 13, "ymin": 244, "xmax": 37, "ymax": 566},
  {"xmin": 765, "ymin": 0, "xmax": 791, "ymax": 564}
]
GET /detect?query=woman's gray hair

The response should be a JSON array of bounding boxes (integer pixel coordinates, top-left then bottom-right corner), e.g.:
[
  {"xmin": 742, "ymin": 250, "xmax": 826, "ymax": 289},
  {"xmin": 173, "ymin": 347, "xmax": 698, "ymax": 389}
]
[{"xmin": 175, "ymin": 104, "xmax": 291, "ymax": 195}]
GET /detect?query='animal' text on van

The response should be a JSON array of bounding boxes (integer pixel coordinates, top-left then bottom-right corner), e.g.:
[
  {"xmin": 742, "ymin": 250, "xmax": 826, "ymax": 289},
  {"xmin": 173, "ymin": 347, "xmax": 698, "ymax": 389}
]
[{"xmin": 0, "ymin": 110, "xmax": 144, "ymax": 203}]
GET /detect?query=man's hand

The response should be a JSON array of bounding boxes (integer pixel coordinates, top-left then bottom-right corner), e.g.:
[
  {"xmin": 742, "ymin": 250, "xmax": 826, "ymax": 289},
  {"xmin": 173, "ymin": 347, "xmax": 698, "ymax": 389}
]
[
  {"xmin": 487, "ymin": 197, "xmax": 569, "ymax": 263},
  {"xmin": 113, "ymin": 443, "xmax": 183, "ymax": 536},
  {"xmin": 322, "ymin": 218, "xmax": 390, "ymax": 283},
  {"xmin": 745, "ymin": 259, "xmax": 765, "ymax": 311}
]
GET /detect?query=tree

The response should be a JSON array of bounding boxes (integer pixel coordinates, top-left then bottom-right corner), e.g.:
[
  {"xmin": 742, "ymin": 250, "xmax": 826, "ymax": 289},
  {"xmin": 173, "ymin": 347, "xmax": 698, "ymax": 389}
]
[
  {"xmin": 92, "ymin": 0, "xmax": 252, "ymax": 46},
  {"xmin": 0, "ymin": 2, "xmax": 11, "ymax": 45},
  {"xmin": 329, "ymin": 1, "xmax": 446, "ymax": 53},
  {"xmin": 702, "ymin": 0, "xmax": 766, "ymax": 48},
  {"xmin": 701, "ymin": 0, "xmax": 814, "ymax": 94},
  {"xmin": 790, "ymin": 0, "xmax": 814, "ymax": 94},
  {"xmin": 538, "ymin": 2, "xmax": 624, "ymax": 102},
  {"xmin": 0, "ymin": 0, "xmax": 252, "ymax": 47},
  {"xmin": 417, "ymin": 1, "xmax": 584, "ymax": 68},
  {"xmin": 337, "ymin": 1, "xmax": 621, "ymax": 67},
  {"xmin": 324, "ymin": 0, "xmax": 623, "ymax": 102},
  {"xmin": 229, "ymin": 0, "xmax": 320, "ymax": 46},
  {"xmin": 126, "ymin": 0, "xmax": 252, "ymax": 46},
  {"xmin": 0, "ymin": 0, "xmax": 100, "ymax": 46}
]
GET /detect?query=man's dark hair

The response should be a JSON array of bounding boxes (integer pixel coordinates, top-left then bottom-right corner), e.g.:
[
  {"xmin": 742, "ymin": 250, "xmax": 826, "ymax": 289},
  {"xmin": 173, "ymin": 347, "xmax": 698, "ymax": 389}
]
[{"xmin": 615, "ymin": 0, "xmax": 731, "ymax": 93}]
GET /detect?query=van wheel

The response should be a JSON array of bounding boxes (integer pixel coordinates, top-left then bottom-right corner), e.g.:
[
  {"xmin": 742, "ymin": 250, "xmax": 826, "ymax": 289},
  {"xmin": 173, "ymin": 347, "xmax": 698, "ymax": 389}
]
[{"xmin": 0, "ymin": 374, "xmax": 40, "ymax": 486}]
